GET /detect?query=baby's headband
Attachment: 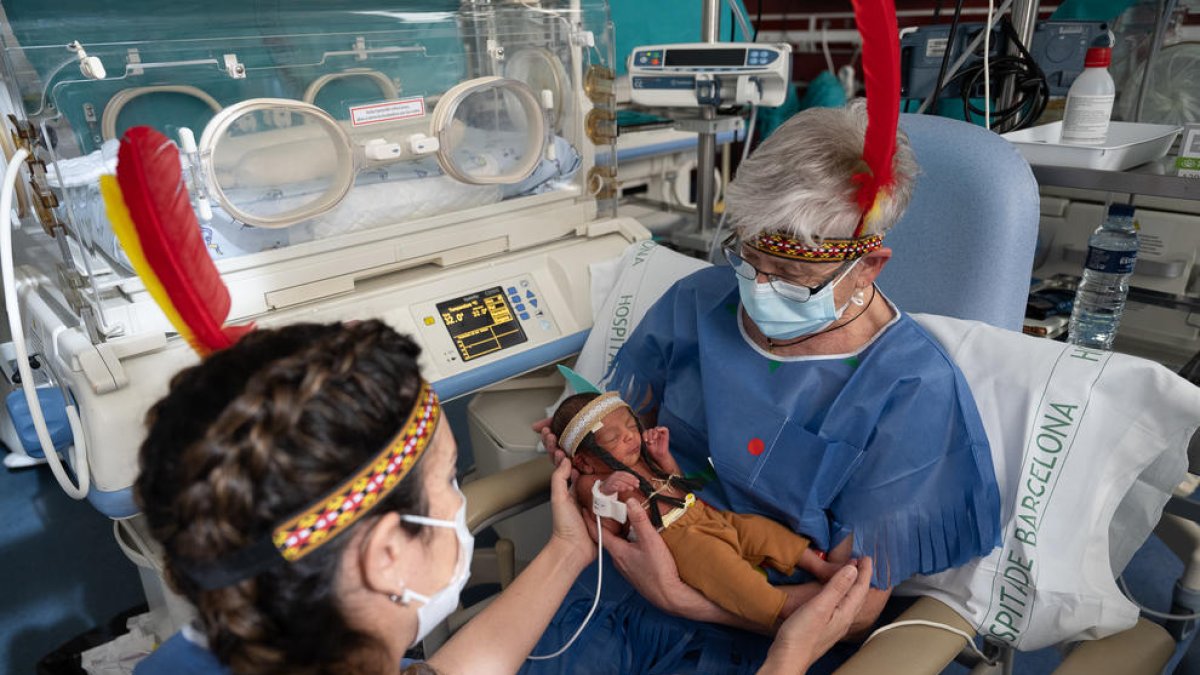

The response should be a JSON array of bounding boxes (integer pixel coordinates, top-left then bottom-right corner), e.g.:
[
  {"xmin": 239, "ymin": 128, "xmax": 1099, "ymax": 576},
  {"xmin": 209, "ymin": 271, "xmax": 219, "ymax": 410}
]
[
  {"xmin": 560, "ymin": 391, "xmax": 630, "ymax": 458},
  {"xmin": 180, "ymin": 381, "xmax": 441, "ymax": 590}
]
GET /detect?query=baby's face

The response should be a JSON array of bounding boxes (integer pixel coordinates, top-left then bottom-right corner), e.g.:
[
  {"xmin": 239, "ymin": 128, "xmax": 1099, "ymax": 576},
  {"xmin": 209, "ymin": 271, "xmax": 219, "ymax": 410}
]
[{"xmin": 593, "ymin": 407, "xmax": 641, "ymax": 465}]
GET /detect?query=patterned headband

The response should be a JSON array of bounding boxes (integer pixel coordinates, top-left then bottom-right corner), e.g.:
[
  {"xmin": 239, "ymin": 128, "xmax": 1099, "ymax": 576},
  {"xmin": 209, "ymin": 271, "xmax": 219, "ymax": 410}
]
[
  {"xmin": 748, "ymin": 231, "xmax": 884, "ymax": 262},
  {"xmin": 181, "ymin": 381, "xmax": 441, "ymax": 590},
  {"xmin": 561, "ymin": 392, "xmax": 630, "ymax": 457}
]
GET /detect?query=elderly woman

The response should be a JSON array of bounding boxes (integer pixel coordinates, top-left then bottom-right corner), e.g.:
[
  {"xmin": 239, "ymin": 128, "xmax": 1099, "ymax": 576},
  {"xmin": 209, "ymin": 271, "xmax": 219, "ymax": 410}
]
[{"xmin": 527, "ymin": 101, "xmax": 1001, "ymax": 673}]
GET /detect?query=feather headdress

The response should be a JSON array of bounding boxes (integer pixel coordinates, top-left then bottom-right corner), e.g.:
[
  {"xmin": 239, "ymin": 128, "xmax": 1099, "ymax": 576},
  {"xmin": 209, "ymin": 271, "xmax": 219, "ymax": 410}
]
[
  {"xmin": 850, "ymin": 0, "xmax": 901, "ymax": 238},
  {"xmin": 102, "ymin": 127, "xmax": 251, "ymax": 355}
]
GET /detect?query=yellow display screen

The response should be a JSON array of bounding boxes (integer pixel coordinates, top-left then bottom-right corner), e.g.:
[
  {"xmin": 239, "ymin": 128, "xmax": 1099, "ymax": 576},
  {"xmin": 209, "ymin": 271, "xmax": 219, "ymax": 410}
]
[{"xmin": 437, "ymin": 287, "xmax": 528, "ymax": 362}]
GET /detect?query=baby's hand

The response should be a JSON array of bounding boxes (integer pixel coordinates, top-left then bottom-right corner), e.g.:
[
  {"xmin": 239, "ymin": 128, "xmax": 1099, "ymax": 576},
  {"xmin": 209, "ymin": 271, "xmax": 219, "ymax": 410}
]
[
  {"xmin": 600, "ymin": 471, "xmax": 641, "ymax": 496},
  {"xmin": 643, "ymin": 427, "xmax": 680, "ymax": 473},
  {"xmin": 797, "ymin": 548, "xmax": 849, "ymax": 584}
]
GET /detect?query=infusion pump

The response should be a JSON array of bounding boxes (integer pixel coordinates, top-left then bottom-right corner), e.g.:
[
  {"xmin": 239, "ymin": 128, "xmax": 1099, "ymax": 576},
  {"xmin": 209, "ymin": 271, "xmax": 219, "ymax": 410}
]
[{"xmin": 628, "ymin": 42, "xmax": 793, "ymax": 108}]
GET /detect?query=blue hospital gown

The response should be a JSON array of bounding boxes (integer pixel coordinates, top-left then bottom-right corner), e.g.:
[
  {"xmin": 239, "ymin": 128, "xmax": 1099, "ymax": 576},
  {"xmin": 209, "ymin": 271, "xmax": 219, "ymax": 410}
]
[{"xmin": 521, "ymin": 266, "xmax": 1000, "ymax": 674}]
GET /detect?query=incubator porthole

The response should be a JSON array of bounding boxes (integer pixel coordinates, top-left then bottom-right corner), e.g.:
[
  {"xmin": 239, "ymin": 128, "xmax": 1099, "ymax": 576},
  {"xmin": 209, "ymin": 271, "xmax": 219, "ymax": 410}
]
[
  {"xmin": 430, "ymin": 76, "xmax": 547, "ymax": 186},
  {"xmin": 198, "ymin": 99, "xmax": 355, "ymax": 229},
  {"xmin": 504, "ymin": 48, "xmax": 570, "ymax": 133}
]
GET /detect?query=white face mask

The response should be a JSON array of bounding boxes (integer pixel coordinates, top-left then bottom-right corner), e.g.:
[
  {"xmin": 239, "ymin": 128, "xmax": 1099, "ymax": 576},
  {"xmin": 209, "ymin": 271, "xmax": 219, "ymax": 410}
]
[{"xmin": 399, "ymin": 481, "xmax": 474, "ymax": 647}]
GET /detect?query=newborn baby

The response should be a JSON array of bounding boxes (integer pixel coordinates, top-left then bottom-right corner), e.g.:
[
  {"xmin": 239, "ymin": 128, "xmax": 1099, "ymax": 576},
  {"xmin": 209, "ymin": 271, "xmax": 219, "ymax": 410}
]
[{"xmin": 551, "ymin": 391, "xmax": 838, "ymax": 630}]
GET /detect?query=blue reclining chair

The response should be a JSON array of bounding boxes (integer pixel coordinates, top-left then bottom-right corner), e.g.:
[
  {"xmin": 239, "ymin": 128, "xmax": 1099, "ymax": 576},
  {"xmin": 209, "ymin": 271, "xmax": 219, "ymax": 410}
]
[{"xmin": 840, "ymin": 113, "xmax": 1177, "ymax": 674}]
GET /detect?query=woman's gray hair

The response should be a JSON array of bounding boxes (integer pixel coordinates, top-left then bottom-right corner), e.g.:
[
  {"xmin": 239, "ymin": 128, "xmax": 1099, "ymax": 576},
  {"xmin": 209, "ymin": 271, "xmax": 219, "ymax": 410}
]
[{"xmin": 725, "ymin": 99, "xmax": 918, "ymax": 244}]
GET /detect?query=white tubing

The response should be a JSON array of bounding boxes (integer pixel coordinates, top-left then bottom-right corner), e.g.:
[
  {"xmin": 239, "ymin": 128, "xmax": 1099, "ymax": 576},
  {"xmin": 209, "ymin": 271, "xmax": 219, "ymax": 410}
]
[{"xmin": 1, "ymin": 148, "xmax": 89, "ymax": 499}]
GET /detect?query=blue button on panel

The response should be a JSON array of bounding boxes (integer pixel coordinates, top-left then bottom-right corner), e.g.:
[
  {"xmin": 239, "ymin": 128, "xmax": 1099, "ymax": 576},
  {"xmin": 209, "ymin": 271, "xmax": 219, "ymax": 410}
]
[
  {"xmin": 516, "ymin": 303, "xmax": 526, "ymax": 312},
  {"xmin": 510, "ymin": 296, "xmax": 521, "ymax": 306},
  {"xmin": 520, "ymin": 312, "xmax": 531, "ymax": 320},
  {"xmin": 530, "ymin": 298, "xmax": 538, "ymax": 308},
  {"xmin": 507, "ymin": 286, "xmax": 518, "ymax": 295},
  {"xmin": 526, "ymin": 290, "xmax": 536, "ymax": 299}
]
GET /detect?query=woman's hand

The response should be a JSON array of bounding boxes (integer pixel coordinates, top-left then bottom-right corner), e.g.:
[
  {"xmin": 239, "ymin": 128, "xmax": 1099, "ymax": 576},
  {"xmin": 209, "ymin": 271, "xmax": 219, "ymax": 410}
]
[
  {"xmin": 642, "ymin": 426, "xmax": 681, "ymax": 474},
  {"xmin": 533, "ymin": 416, "xmax": 570, "ymax": 469},
  {"xmin": 548, "ymin": 458, "xmax": 596, "ymax": 566},
  {"xmin": 758, "ymin": 558, "xmax": 875, "ymax": 675}
]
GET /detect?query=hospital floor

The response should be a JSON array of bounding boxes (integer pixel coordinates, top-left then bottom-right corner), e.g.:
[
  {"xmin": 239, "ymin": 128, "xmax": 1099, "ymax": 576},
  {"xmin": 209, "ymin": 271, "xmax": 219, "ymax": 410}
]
[{"xmin": 2, "ymin": 456, "xmax": 1199, "ymax": 674}]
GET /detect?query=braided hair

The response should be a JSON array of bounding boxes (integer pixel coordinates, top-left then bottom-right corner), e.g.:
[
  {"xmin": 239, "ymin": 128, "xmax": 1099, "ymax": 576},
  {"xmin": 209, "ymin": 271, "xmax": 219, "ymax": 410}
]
[
  {"xmin": 136, "ymin": 320, "xmax": 432, "ymax": 675},
  {"xmin": 550, "ymin": 393, "xmax": 703, "ymax": 528}
]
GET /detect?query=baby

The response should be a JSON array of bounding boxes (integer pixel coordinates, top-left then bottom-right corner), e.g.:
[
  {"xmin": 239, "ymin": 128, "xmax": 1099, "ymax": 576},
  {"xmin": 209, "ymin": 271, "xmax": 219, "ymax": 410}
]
[{"xmin": 551, "ymin": 391, "xmax": 837, "ymax": 630}]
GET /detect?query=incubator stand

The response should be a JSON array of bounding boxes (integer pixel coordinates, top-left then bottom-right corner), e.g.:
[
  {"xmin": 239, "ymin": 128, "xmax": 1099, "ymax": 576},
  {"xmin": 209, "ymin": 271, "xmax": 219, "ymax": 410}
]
[{"xmin": 0, "ymin": 0, "xmax": 639, "ymax": 639}]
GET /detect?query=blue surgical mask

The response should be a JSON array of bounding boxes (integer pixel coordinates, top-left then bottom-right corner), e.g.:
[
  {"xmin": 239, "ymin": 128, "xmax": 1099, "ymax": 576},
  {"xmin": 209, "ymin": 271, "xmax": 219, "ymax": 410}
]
[{"xmin": 737, "ymin": 260, "xmax": 859, "ymax": 340}]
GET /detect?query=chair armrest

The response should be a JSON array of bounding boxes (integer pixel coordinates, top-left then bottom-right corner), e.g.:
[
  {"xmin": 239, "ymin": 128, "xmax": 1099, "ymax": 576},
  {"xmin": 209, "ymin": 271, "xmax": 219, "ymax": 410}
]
[
  {"xmin": 463, "ymin": 458, "xmax": 554, "ymax": 534},
  {"xmin": 834, "ymin": 597, "xmax": 976, "ymax": 675},
  {"xmin": 1054, "ymin": 618, "xmax": 1174, "ymax": 675}
]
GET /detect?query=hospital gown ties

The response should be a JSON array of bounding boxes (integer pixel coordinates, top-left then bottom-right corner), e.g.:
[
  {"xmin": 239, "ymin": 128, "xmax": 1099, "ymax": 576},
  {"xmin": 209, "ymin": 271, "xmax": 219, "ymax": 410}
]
[{"xmin": 521, "ymin": 267, "xmax": 1002, "ymax": 674}]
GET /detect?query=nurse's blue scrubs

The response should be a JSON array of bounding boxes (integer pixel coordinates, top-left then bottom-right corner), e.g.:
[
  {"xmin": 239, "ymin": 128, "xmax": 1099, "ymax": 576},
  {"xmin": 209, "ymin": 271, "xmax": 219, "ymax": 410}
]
[{"xmin": 521, "ymin": 267, "xmax": 1001, "ymax": 674}]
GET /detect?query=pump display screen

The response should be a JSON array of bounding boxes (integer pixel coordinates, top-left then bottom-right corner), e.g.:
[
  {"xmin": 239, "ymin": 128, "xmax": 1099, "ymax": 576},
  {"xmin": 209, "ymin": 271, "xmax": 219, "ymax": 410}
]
[
  {"xmin": 437, "ymin": 287, "xmax": 528, "ymax": 362},
  {"xmin": 665, "ymin": 48, "xmax": 745, "ymax": 67}
]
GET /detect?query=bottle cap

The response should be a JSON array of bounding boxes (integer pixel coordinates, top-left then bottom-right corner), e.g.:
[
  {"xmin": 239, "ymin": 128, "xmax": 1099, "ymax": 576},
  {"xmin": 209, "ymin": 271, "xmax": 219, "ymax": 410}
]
[
  {"xmin": 1108, "ymin": 203, "xmax": 1135, "ymax": 218},
  {"xmin": 1084, "ymin": 47, "xmax": 1111, "ymax": 68}
]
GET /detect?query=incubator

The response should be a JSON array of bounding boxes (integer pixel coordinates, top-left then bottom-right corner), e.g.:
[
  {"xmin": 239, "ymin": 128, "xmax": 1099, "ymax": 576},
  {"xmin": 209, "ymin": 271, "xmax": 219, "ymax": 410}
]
[{"xmin": 0, "ymin": 0, "xmax": 644, "ymax": 638}]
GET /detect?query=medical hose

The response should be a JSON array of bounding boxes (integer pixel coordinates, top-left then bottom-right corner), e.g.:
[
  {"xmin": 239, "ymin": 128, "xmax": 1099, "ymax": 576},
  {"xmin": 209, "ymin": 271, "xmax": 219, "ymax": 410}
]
[
  {"xmin": 1118, "ymin": 576, "xmax": 1200, "ymax": 621},
  {"xmin": 706, "ymin": 103, "xmax": 759, "ymax": 263},
  {"xmin": 0, "ymin": 148, "xmax": 90, "ymax": 499},
  {"xmin": 526, "ymin": 513, "xmax": 605, "ymax": 660}
]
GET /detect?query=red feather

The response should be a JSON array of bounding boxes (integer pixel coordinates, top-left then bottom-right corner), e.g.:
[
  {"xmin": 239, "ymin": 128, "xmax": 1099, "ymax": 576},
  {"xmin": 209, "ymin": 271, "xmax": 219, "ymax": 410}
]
[
  {"xmin": 116, "ymin": 127, "xmax": 251, "ymax": 354},
  {"xmin": 851, "ymin": 0, "xmax": 901, "ymax": 237}
]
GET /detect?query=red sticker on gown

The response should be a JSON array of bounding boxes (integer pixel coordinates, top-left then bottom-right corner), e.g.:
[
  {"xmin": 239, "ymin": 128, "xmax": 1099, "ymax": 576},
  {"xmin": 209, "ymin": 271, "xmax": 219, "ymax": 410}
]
[{"xmin": 747, "ymin": 438, "xmax": 765, "ymax": 456}]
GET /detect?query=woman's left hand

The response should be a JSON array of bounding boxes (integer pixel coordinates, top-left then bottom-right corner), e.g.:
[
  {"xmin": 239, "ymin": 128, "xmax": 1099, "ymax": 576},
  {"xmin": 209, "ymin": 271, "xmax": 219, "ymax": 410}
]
[{"xmin": 548, "ymin": 458, "xmax": 596, "ymax": 565}]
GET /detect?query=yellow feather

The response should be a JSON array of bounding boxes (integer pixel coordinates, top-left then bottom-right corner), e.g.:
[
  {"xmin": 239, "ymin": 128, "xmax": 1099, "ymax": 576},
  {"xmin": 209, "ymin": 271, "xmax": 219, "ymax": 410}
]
[{"xmin": 100, "ymin": 176, "xmax": 203, "ymax": 353}]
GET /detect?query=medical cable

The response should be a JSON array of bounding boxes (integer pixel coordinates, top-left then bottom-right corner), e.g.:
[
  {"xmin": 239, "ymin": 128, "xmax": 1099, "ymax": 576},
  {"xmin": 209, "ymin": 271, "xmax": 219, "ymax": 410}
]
[
  {"xmin": 526, "ymin": 512, "xmax": 605, "ymax": 660},
  {"xmin": 983, "ymin": 0, "xmax": 993, "ymax": 129},
  {"xmin": 0, "ymin": 148, "xmax": 90, "ymax": 499},
  {"xmin": 914, "ymin": 0, "xmax": 1015, "ymax": 115},
  {"xmin": 954, "ymin": 19, "xmax": 1048, "ymax": 131},
  {"xmin": 723, "ymin": 0, "xmax": 754, "ymax": 43},
  {"xmin": 864, "ymin": 620, "xmax": 997, "ymax": 666},
  {"xmin": 926, "ymin": 0, "xmax": 967, "ymax": 117},
  {"xmin": 1118, "ymin": 576, "xmax": 1200, "ymax": 621},
  {"xmin": 706, "ymin": 103, "xmax": 759, "ymax": 263}
]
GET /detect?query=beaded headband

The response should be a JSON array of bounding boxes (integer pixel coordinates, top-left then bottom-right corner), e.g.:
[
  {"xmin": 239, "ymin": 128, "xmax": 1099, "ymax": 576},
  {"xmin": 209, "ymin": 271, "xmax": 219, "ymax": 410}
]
[
  {"xmin": 561, "ymin": 392, "xmax": 630, "ymax": 458},
  {"xmin": 748, "ymin": 231, "xmax": 884, "ymax": 262},
  {"xmin": 180, "ymin": 381, "xmax": 441, "ymax": 590}
]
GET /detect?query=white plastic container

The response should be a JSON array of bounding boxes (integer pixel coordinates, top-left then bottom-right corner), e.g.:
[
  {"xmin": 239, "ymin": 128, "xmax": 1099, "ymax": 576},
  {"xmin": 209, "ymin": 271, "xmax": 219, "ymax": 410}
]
[
  {"xmin": 1061, "ymin": 47, "xmax": 1115, "ymax": 145},
  {"xmin": 1003, "ymin": 121, "xmax": 1181, "ymax": 171}
]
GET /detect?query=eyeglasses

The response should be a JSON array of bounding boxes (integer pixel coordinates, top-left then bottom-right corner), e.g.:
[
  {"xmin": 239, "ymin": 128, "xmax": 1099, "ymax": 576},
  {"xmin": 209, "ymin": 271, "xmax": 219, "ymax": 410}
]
[{"xmin": 721, "ymin": 234, "xmax": 854, "ymax": 302}]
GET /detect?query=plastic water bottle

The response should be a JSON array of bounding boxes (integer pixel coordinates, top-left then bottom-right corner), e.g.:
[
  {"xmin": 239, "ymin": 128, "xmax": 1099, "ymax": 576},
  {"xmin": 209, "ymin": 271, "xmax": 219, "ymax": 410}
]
[{"xmin": 1067, "ymin": 204, "xmax": 1138, "ymax": 350}]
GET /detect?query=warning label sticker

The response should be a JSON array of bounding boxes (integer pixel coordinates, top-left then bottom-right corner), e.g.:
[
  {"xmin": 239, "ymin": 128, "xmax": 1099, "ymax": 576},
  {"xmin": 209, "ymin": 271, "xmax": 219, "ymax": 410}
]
[{"xmin": 350, "ymin": 97, "xmax": 425, "ymax": 127}]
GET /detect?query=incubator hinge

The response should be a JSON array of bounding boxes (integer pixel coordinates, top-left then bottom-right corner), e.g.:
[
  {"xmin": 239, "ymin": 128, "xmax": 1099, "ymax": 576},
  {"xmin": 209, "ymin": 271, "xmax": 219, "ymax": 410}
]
[
  {"xmin": 486, "ymin": 39, "xmax": 505, "ymax": 62},
  {"xmin": 223, "ymin": 53, "xmax": 246, "ymax": 79},
  {"xmin": 586, "ymin": 165, "xmax": 618, "ymax": 201},
  {"xmin": 571, "ymin": 28, "xmax": 596, "ymax": 48},
  {"xmin": 126, "ymin": 48, "xmax": 144, "ymax": 77},
  {"xmin": 584, "ymin": 107, "xmax": 616, "ymax": 145}
]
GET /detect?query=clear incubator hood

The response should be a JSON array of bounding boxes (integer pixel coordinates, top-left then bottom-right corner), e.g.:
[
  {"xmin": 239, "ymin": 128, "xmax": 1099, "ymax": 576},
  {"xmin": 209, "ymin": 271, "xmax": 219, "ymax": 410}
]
[{"xmin": 0, "ymin": 0, "xmax": 642, "ymax": 518}]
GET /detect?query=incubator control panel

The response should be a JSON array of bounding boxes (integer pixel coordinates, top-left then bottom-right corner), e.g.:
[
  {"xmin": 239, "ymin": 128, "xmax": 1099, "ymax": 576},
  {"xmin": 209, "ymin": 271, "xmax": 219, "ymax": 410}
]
[{"xmin": 411, "ymin": 274, "xmax": 562, "ymax": 374}]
